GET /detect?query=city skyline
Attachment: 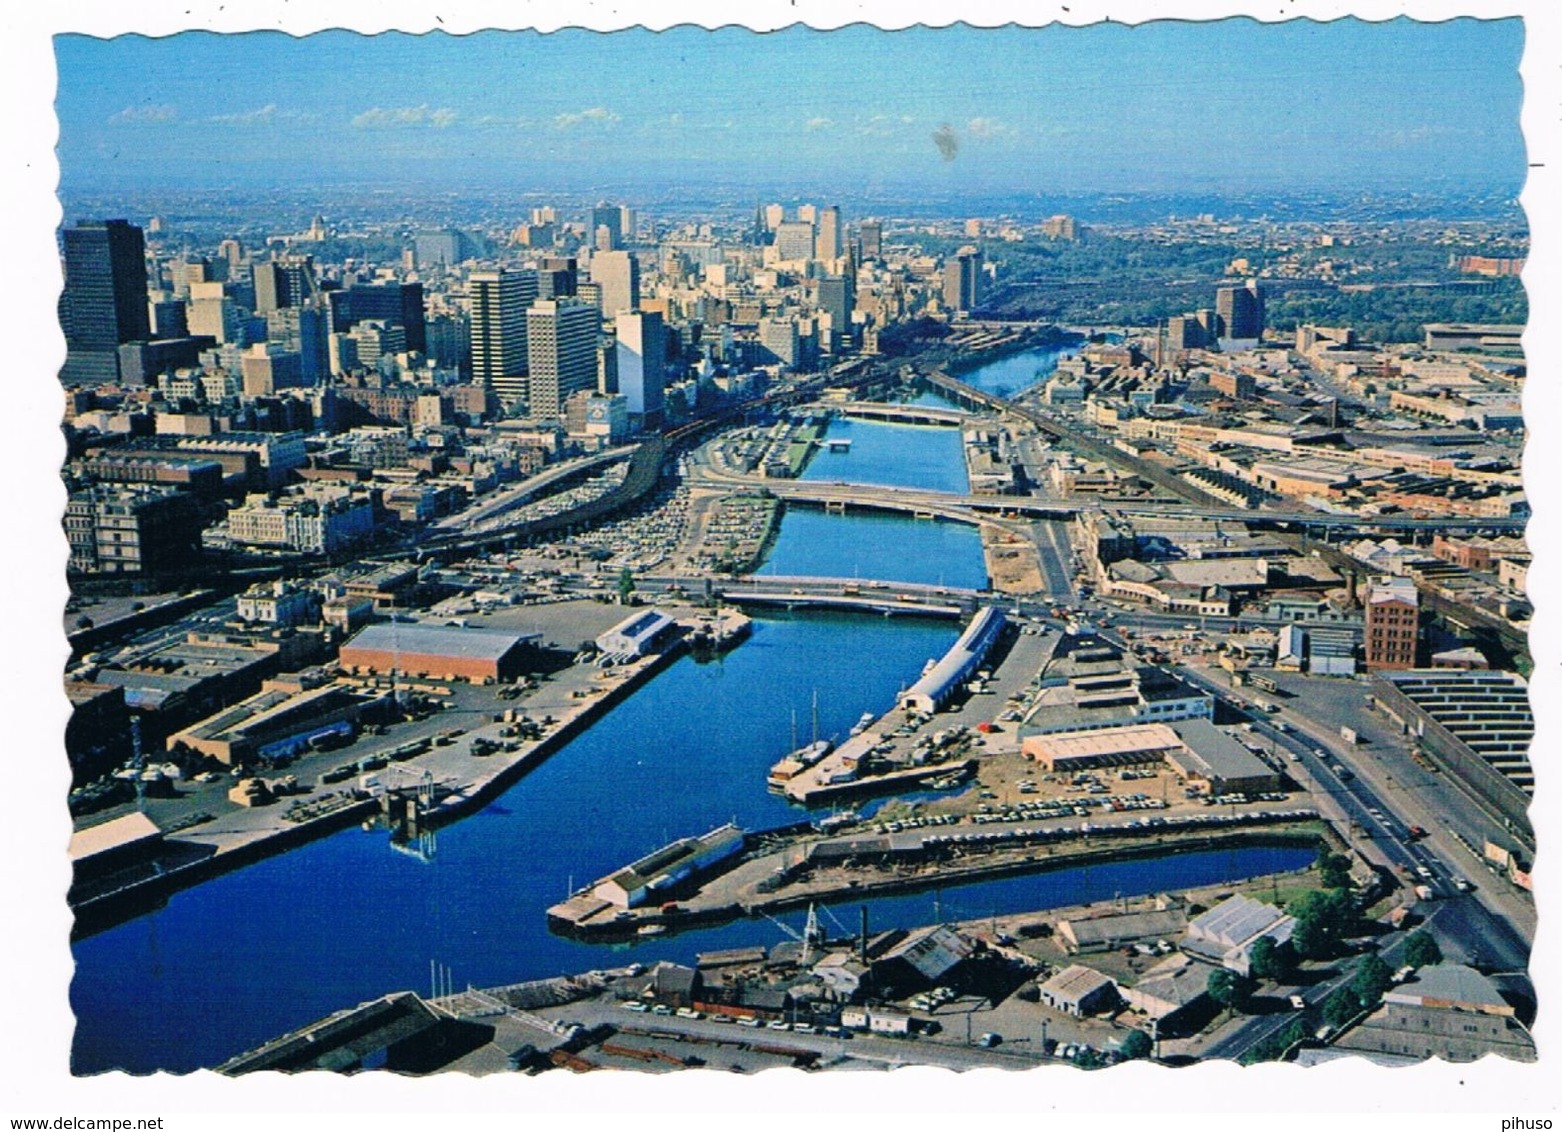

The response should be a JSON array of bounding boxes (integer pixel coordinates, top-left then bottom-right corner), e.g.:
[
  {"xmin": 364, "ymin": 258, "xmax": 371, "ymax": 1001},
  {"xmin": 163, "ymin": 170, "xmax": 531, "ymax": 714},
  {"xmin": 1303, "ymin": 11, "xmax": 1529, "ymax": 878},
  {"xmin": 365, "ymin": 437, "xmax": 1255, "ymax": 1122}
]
[{"xmin": 55, "ymin": 19, "xmax": 1525, "ymax": 198}]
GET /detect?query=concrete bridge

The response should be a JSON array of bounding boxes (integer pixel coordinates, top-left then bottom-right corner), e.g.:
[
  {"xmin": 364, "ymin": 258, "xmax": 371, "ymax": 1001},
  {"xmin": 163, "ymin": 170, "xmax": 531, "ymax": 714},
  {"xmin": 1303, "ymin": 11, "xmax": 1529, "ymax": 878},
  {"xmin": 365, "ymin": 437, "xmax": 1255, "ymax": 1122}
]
[{"xmin": 806, "ymin": 400, "xmax": 972, "ymax": 427}]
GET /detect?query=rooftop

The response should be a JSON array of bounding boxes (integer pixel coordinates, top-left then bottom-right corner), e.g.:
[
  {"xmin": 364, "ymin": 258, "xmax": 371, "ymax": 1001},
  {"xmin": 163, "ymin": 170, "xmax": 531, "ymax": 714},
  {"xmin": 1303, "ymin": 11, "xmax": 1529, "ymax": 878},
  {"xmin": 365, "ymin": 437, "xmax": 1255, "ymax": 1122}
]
[{"xmin": 342, "ymin": 622, "xmax": 539, "ymax": 662}]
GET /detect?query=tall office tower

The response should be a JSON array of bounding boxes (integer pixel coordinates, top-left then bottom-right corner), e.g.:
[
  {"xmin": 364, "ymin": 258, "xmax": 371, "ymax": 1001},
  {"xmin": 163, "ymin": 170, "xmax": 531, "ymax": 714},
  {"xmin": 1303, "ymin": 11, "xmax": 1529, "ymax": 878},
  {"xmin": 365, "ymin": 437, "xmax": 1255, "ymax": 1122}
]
[
  {"xmin": 1041, "ymin": 214, "xmax": 1078, "ymax": 240},
  {"xmin": 797, "ymin": 204, "xmax": 818, "ymax": 224},
  {"xmin": 327, "ymin": 281, "xmax": 426, "ymax": 353},
  {"xmin": 426, "ymin": 313, "xmax": 470, "ymax": 374},
  {"xmin": 942, "ymin": 246, "xmax": 984, "ymax": 314},
  {"xmin": 763, "ymin": 203, "xmax": 785, "ymax": 231},
  {"xmin": 149, "ymin": 296, "xmax": 188, "ymax": 340},
  {"xmin": 413, "ymin": 228, "xmax": 467, "ymax": 268},
  {"xmin": 817, "ymin": 275, "xmax": 854, "ymax": 348},
  {"xmin": 538, "ymin": 257, "xmax": 579, "ymax": 299},
  {"xmin": 218, "ymin": 238, "xmax": 245, "ymax": 272},
  {"xmin": 816, "ymin": 206, "xmax": 843, "ymax": 261},
  {"xmin": 530, "ymin": 206, "xmax": 558, "ymax": 226},
  {"xmin": 964, "ymin": 218, "xmax": 983, "ymax": 238},
  {"xmin": 187, "ymin": 281, "xmax": 245, "ymax": 344},
  {"xmin": 774, "ymin": 221, "xmax": 816, "ymax": 262},
  {"xmin": 526, "ymin": 299, "xmax": 600, "ymax": 420},
  {"xmin": 590, "ymin": 251, "xmax": 640, "ymax": 319},
  {"xmin": 615, "ymin": 310, "xmax": 667, "ymax": 426},
  {"xmin": 859, "ymin": 219, "xmax": 883, "ymax": 260},
  {"xmin": 60, "ymin": 219, "xmax": 151, "ymax": 384},
  {"xmin": 1365, "ymin": 576, "xmax": 1420, "ymax": 671},
  {"xmin": 266, "ymin": 304, "xmax": 329, "ymax": 384},
  {"xmin": 469, "ymin": 268, "xmax": 539, "ymax": 403},
  {"xmin": 618, "ymin": 206, "xmax": 637, "ymax": 243},
  {"xmin": 1214, "ymin": 280, "xmax": 1265, "ymax": 344},
  {"xmin": 348, "ymin": 320, "xmax": 407, "ymax": 373},
  {"xmin": 252, "ymin": 256, "xmax": 319, "ymax": 315},
  {"xmin": 759, "ymin": 317, "xmax": 801, "ymax": 368},
  {"xmin": 589, "ymin": 203, "xmax": 623, "ymax": 250}
]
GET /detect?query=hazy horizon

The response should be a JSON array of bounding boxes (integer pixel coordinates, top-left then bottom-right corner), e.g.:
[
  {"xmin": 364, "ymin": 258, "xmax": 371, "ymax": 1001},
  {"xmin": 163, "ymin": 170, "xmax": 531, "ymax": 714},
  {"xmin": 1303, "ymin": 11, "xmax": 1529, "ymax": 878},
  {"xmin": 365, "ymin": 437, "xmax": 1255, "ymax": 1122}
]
[{"xmin": 55, "ymin": 19, "xmax": 1526, "ymax": 201}]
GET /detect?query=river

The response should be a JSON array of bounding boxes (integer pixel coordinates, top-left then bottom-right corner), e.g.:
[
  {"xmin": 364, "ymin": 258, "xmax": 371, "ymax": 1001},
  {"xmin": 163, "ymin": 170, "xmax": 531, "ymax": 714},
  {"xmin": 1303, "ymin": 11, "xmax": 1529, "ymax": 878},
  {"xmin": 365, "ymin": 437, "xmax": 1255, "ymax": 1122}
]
[{"xmin": 71, "ymin": 346, "xmax": 1291, "ymax": 1074}]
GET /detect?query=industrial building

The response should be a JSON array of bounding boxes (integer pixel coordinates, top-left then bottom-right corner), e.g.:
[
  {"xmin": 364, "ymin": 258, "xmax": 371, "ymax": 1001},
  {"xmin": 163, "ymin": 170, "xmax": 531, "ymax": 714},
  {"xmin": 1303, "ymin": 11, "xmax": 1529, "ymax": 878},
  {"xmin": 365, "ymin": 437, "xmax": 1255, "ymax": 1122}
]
[
  {"xmin": 1038, "ymin": 964, "xmax": 1121, "ymax": 1017},
  {"xmin": 596, "ymin": 609, "xmax": 677, "ymax": 659},
  {"xmin": 1022, "ymin": 718, "xmax": 1277, "ymax": 795},
  {"xmin": 1334, "ymin": 965, "xmax": 1535, "ymax": 1063},
  {"xmin": 69, "ymin": 812, "xmax": 165, "ymax": 881},
  {"xmin": 1120, "ymin": 954, "xmax": 1216, "ymax": 1035},
  {"xmin": 899, "ymin": 608, "xmax": 1006, "ymax": 714},
  {"xmin": 338, "ymin": 622, "xmax": 542, "ymax": 683},
  {"xmin": 1057, "ymin": 905, "xmax": 1189, "ymax": 954},
  {"xmin": 1371, "ymin": 668, "xmax": 1532, "ymax": 834},
  {"xmin": 1020, "ymin": 633, "xmax": 1212, "ymax": 736},
  {"xmin": 592, "ymin": 824, "xmax": 745, "ymax": 908},
  {"xmin": 1182, "ymin": 895, "xmax": 1294, "ymax": 975},
  {"xmin": 166, "ymin": 678, "xmax": 387, "ymax": 765},
  {"xmin": 1166, "ymin": 719, "xmax": 1283, "ymax": 796}
]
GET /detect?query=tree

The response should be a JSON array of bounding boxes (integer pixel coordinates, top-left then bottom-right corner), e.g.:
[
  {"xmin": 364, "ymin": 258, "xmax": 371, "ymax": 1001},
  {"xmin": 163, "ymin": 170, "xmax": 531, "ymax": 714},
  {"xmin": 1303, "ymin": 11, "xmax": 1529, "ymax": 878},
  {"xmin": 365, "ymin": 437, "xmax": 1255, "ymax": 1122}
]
[
  {"xmin": 1403, "ymin": 930, "xmax": 1443, "ymax": 970},
  {"xmin": 1351, "ymin": 955, "xmax": 1395, "ymax": 1009},
  {"xmin": 1323, "ymin": 987, "xmax": 1361, "ymax": 1029},
  {"xmin": 1317, "ymin": 849, "xmax": 1353, "ymax": 890},
  {"xmin": 1119, "ymin": 1029, "xmax": 1153, "ymax": 1061},
  {"xmin": 1249, "ymin": 934, "xmax": 1295, "ymax": 982},
  {"xmin": 1289, "ymin": 888, "xmax": 1357, "ymax": 959},
  {"xmin": 616, "ymin": 568, "xmax": 636, "ymax": 605},
  {"xmin": 1208, "ymin": 967, "xmax": 1253, "ymax": 1014}
]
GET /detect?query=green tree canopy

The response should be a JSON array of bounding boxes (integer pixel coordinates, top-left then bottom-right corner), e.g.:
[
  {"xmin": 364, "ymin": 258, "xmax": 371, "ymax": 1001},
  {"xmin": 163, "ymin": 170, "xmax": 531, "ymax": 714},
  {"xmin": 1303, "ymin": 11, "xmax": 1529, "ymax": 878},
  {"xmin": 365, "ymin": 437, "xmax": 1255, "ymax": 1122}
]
[
  {"xmin": 1403, "ymin": 930, "xmax": 1443, "ymax": 970},
  {"xmin": 1351, "ymin": 955, "xmax": 1395, "ymax": 1009},
  {"xmin": 1317, "ymin": 849, "xmax": 1353, "ymax": 890},
  {"xmin": 1289, "ymin": 888, "xmax": 1357, "ymax": 959},
  {"xmin": 1119, "ymin": 1030, "xmax": 1153, "ymax": 1061},
  {"xmin": 1207, "ymin": 967, "xmax": 1253, "ymax": 1013},
  {"xmin": 1249, "ymin": 934, "xmax": 1295, "ymax": 982}
]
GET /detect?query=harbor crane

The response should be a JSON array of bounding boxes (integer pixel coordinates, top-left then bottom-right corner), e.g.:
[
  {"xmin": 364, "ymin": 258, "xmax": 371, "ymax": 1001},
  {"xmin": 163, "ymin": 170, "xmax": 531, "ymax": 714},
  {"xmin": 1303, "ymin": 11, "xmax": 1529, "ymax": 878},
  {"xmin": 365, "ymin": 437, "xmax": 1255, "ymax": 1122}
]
[{"xmin": 757, "ymin": 903, "xmax": 827, "ymax": 965}]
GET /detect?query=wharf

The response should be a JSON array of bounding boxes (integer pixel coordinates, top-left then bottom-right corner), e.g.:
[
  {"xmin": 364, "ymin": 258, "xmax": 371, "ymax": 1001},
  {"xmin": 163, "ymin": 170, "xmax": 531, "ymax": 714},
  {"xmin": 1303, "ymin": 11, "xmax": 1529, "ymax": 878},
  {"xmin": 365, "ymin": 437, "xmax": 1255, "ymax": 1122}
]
[
  {"xmin": 782, "ymin": 754, "xmax": 974, "ymax": 804},
  {"xmin": 70, "ymin": 603, "xmax": 749, "ymax": 938},
  {"xmin": 546, "ymin": 810, "xmax": 1323, "ymax": 941}
]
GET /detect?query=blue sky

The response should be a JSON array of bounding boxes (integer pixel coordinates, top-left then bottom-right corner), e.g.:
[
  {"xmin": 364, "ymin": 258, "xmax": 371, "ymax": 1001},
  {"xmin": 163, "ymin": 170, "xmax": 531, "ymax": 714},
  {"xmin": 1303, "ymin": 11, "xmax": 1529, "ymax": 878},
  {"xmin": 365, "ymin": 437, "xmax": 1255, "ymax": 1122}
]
[{"xmin": 54, "ymin": 19, "xmax": 1526, "ymax": 195}]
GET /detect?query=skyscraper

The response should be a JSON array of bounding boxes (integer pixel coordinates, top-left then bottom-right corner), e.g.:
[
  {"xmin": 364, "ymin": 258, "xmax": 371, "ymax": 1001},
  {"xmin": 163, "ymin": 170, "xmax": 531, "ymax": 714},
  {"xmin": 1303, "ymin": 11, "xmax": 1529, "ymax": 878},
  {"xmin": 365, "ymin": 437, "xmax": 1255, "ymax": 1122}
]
[
  {"xmin": 774, "ymin": 221, "xmax": 816, "ymax": 262},
  {"xmin": 817, "ymin": 275, "xmax": 854, "ymax": 350},
  {"xmin": 858, "ymin": 220, "xmax": 884, "ymax": 261},
  {"xmin": 60, "ymin": 219, "xmax": 151, "ymax": 384},
  {"xmin": 590, "ymin": 251, "xmax": 640, "ymax": 319},
  {"xmin": 943, "ymin": 247, "xmax": 983, "ymax": 314},
  {"xmin": 589, "ymin": 203, "xmax": 623, "ymax": 250},
  {"xmin": 1215, "ymin": 280, "xmax": 1265, "ymax": 344},
  {"xmin": 252, "ymin": 256, "xmax": 319, "ymax": 315},
  {"xmin": 816, "ymin": 206, "xmax": 842, "ymax": 261},
  {"xmin": 527, "ymin": 300, "xmax": 601, "ymax": 420},
  {"xmin": 469, "ymin": 268, "xmax": 538, "ymax": 404},
  {"xmin": 327, "ymin": 281, "xmax": 426, "ymax": 353},
  {"xmin": 615, "ymin": 310, "xmax": 667, "ymax": 427}
]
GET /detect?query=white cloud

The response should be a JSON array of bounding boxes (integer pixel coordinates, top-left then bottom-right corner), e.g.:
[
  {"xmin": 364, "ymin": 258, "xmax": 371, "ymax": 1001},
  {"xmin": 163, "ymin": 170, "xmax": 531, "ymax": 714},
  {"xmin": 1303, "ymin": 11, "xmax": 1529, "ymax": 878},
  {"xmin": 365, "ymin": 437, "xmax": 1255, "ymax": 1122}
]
[
  {"xmin": 208, "ymin": 104, "xmax": 318, "ymax": 126},
  {"xmin": 107, "ymin": 104, "xmax": 177, "ymax": 125},
  {"xmin": 553, "ymin": 107, "xmax": 621, "ymax": 130},
  {"xmin": 967, "ymin": 117, "xmax": 1007, "ymax": 139},
  {"xmin": 805, "ymin": 116, "xmax": 833, "ymax": 132},
  {"xmin": 351, "ymin": 104, "xmax": 459, "ymax": 129}
]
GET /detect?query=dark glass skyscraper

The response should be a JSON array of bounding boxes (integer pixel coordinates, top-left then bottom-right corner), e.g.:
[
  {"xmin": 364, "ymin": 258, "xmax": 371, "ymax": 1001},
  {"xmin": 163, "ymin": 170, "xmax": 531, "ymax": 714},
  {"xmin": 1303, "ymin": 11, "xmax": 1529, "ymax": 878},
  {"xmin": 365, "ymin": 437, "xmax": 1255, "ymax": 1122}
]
[{"xmin": 60, "ymin": 219, "xmax": 150, "ymax": 384}]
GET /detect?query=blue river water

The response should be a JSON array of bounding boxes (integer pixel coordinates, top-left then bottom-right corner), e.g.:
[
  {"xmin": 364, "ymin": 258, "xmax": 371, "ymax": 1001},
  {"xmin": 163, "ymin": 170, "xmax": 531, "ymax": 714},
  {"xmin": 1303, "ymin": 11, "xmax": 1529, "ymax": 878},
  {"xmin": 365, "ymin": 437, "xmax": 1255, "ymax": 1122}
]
[
  {"xmin": 70, "ymin": 356, "xmax": 1302, "ymax": 1074},
  {"xmin": 949, "ymin": 341, "xmax": 1082, "ymax": 400},
  {"xmin": 759, "ymin": 509, "xmax": 987, "ymax": 590},
  {"xmin": 801, "ymin": 417, "xmax": 970, "ymax": 495}
]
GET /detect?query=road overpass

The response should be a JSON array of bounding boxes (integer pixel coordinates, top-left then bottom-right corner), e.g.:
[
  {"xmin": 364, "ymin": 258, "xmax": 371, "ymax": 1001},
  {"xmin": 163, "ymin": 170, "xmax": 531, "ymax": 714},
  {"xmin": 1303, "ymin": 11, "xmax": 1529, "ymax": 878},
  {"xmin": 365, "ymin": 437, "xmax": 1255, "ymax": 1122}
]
[{"xmin": 804, "ymin": 400, "xmax": 971, "ymax": 427}]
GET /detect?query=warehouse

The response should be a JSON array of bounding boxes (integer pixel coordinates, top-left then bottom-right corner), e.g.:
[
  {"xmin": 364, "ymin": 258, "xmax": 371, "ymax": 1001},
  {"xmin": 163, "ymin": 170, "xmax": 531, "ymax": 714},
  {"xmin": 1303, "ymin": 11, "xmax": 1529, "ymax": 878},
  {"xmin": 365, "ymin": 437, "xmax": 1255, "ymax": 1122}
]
[
  {"xmin": 337, "ymin": 621, "xmax": 541, "ymax": 683},
  {"xmin": 596, "ymin": 609, "xmax": 677, "ymax": 659},
  {"xmin": 1038, "ymin": 964, "xmax": 1121, "ymax": 1017},
  {"xmin": 1057, "ymin": 906, "xmax": 1189, "ymax": 954},
  {"xmin": 899, "ymin": 608, "xmax": 1006, "ymax": 714},
  {"xmin": 1022, "ymin": 723, "xmax": 1183, "ymax": 774},
  {"xmin": 592, "ymin": 823, "xmax": 746, "ymax": 908},
  {"xmin": 167, "ymin": 678, "xmax": 387, "ymax": 765},
  {"xmin": 1167, "ymin": 719, "xmax": 1283, "ymax": 796}
]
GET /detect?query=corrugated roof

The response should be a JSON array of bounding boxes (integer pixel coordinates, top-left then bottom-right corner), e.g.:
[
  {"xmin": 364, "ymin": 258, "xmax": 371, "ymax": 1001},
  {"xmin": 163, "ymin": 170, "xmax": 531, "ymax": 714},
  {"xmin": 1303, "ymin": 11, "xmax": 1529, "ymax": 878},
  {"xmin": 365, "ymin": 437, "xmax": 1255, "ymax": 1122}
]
[
  {"xmin": 69, "ymin": 812, "xmax": 162, "ymax": 861},
  {"xmin": 342, "ymin": 622, "xmax": 538, "ymax": 662}
]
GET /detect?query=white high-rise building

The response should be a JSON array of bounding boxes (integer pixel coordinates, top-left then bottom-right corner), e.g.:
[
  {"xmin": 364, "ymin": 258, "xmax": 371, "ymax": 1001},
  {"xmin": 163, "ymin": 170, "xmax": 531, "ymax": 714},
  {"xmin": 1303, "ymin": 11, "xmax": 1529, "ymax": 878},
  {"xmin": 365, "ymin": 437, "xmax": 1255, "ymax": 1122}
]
[
  {"xmin": 773, "ymin": 222, "xmax": 816, "ymax": 263},
  {"xmin": 590, "ymin": 251, "xmax": 640, "ymax": 319},
  {"xmin": 527, "ymin": 299, "xmax": 601, "ymax": 420},
  {"xmin": 615, "ymin": 310, "xmax": 667, "ymax": 425},
  {"xmin": 815, "ymin": 205, "xmax": 842, "ymax": 261}
]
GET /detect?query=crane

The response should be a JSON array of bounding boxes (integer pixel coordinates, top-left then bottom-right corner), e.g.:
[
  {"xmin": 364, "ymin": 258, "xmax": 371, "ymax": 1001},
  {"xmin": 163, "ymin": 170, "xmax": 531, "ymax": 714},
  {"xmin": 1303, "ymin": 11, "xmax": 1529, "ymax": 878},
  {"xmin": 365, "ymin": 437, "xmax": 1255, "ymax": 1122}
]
[{"xmin": 756, "ymin": 903, "xmax": 827, "ymax": 966}]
